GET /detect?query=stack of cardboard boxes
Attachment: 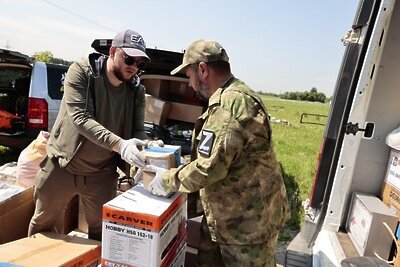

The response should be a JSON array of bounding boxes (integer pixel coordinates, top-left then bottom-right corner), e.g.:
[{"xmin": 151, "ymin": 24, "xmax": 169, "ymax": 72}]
[
  {"xmin": 142, "ymin": 75, "xmax": 204, "ymax": 126},
  {"xmin": 380, "ymin": 148, "xmax": 400, "ymax": 265},
  {"xmin": 101, "ymin": 185, "xmax": 187, "ymax": 267},
  {"xmin": 101, "ymin": 144, "xmax": 187, "ymax": 267},
  {"xmin": 0, "ymin": 185, "xmax": 99, "ymax": 266}
]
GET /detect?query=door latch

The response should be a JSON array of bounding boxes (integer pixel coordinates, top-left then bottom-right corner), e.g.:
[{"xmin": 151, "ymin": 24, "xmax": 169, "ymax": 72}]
[{"xmin": 344, "ymin": 122, "xmax": 374, "ymax": 138}]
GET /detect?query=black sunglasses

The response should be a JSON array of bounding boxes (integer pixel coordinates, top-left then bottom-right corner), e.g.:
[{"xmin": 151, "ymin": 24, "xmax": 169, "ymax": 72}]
[{"xmin": 121, "ymin": 54, "xmax": 146, "ymax": 68}]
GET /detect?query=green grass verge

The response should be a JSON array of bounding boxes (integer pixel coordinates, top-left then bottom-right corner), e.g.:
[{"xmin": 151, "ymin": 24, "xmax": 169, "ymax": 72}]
[{"xmin": 263, "ymin": 96, "xmax": 330, "ymax": 230}]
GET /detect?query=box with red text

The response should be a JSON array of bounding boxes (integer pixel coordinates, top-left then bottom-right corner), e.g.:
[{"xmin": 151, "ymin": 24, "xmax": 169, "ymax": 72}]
[{"xmin": 101, "ymin": 184, "xmax": 187, "ymax": 267}]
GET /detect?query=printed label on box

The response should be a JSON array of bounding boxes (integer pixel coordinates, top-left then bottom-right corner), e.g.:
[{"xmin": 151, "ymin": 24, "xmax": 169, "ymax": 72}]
[
  {"xmin": 385, "ymin": 150, "xmax": 400, "ymax": 190},
  {"xmin": 102, "ymin": 223, "xmax": 155, "ymax": 266}
]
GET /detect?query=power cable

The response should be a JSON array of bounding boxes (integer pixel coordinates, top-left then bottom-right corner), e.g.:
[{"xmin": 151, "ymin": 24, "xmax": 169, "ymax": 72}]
[
  {"xmin": 41, "ymin": 0, "xmax": 117, "ymax": 33},
  {"xmin": 41, "ymin": 0, "xmax": 172, "ymax": 51}
]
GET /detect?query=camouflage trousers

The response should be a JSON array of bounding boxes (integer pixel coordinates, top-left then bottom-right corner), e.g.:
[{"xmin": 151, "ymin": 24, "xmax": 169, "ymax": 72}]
[{"xmin": 196, "ymin": 219, "xmax": 278, "ymax": 267}]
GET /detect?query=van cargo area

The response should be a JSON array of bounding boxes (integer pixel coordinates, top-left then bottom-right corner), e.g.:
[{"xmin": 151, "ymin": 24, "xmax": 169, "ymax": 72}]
[
  {"xmin": 286, "ymin": 0, "xmax": 400, "ymax": 266},
  {"xmin": 0, "ymin": 62, "xmax": 31, "ymax": 132}
]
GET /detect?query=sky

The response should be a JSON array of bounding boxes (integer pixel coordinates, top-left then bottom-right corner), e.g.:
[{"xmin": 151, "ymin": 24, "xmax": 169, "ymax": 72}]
[{"xmin": 1, "ymin": 0, "xmax": 360, "ymax": 97}]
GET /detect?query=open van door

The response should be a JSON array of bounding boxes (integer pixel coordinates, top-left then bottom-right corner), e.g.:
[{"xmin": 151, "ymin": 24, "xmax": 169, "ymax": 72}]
[{"xmin": 285, "ymin": 0, "xmax": 399, "ymax": 266}]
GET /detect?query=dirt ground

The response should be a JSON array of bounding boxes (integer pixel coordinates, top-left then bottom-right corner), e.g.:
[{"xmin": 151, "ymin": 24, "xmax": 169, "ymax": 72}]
[{"xmin": 275, "ymin": 228, "xmax": 299, "ymax": 266}]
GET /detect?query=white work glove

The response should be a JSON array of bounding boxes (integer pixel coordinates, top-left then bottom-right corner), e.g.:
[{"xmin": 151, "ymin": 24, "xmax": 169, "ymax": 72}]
[
  {"xmin": 132, "ymin": 140, "xmax": 164, "ymax": 184},
  {"xmin": 117, "ymin": 138, "xmax": 147, "ymax": 168},
  {"xmin": 133, "ymin": 167, "xmax": 143, "ymax": 184},
  {"xmin": 145, "ymin": 165, "xmax": 168, "ymax": 196},
  {"xmin": 147, "ymin": 139, "xmax": 164, "ymax": 147}
]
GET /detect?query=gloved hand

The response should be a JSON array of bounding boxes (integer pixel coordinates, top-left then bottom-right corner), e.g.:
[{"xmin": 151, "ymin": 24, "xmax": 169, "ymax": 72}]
[
  {"xmin": 147, "ymin": 139, "xmax": 164, "ymax": 147},
  {"xmin": 117, "ymin": 138, "xmax": 147, "ymax": 168},
  {"xmin": 144, "ymin": 165, "xmax": 168, "ymax": 196},
  {"xmin": 133, "ymin": 167, "xmax": 143, "ymax": 184}
]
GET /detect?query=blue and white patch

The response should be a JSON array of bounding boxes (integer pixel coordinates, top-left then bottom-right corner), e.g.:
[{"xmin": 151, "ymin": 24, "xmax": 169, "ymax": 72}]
[{"xmin": 198, "ymin": 130, "xmax": 215, "ymax": 157}]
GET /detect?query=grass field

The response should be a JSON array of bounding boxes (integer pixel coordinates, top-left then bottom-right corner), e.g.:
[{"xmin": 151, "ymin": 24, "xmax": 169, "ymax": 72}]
[{"xmin": 262, "ymin": 96, "xmax": 330, "ymax": 229}]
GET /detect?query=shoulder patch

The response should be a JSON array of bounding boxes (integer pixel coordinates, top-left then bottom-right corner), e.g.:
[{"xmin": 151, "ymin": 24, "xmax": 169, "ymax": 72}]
[{"xmin": 198, "ymin": 130, "xmax": 215, "ymax": 157}]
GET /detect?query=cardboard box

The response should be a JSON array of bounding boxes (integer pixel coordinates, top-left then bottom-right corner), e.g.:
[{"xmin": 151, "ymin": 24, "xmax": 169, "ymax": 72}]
[
  {"xmin": 380, "ymin": 149, "xmax": 400, "ymax": 264},
  {"xmin": 381, "ymin": 149, "xmax": 400, "ymax": 235},
  {"xmin": 145, "ymin": 94, "xmax": 171, "ymax": 126},
  {"xmin": 142, "ymin": 78, "xmax": 170, "ymax": 99},
  {"xmin": 101, "ymin": 184, "xmax": 187, "ymax": 267},
  {"xmin": 143, "ymin": 145, "xmax": 181, "ymax": 169},
  {"xmin": 381, "ymin": 181, "xmax": 400, "ymax": 218},
  {"xmin": 346, "ymin": 193, "xmax": 397, "ymax": 258},
  {"xmin": 187, "ymin": 216, "xmax": 202, "ymax": 248},
  {"xmin": 383, "ymin": 148, "xmax": 400, "ymax": 191},
  {"xmin": 142, "ymin": 145, "xmax": 181, "ymax": 188},
  {"xmin": 184, "ymin": 216, "xmax": 201, "ymax": 266},
  {"xmin": 169, "ymin": 80, "xmax": 193, "ymax": 98},
  {"xmin": 0, "ymin": 185, "xmax": 80, "ymax": 244},
  {"xmin": 166, "ymin": 240, "xmax": 187, "ymax": 267},
  {"xmin": 167, "ymin": 102, "xmax": 204, "ymax": 123},
  {"xmin": 0, "ymin": 186, "xmax": 34, "ymax": 244},
  {"xmin": 0, "ymin": 232, "xmax": 101, "ymax": 266}
]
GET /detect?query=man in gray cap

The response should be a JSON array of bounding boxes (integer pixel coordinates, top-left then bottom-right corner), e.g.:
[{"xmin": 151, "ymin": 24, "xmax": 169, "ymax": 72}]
[
  {"xmin": 144, "ymin": 39, "xmax": 290, "ymax": 266},
  {"xmin": 28, "ymin": 29, "xmax": 157, "ymax": 241}
]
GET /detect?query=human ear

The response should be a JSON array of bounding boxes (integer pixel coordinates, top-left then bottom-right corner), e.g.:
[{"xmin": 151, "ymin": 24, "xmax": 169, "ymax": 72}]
[
  {"xmin": 109, "ymin": 47, "xmax": 117, "ymax": 58},
  {"xmin": 198, "ymin": 62, "xmax": 208, "ymax": 76}
]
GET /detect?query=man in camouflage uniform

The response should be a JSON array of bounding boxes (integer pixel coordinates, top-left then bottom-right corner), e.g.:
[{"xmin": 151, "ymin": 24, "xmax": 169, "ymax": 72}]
[{"xmin": 144, "ymin": 40, "xmax": 290, "ymax": 266}]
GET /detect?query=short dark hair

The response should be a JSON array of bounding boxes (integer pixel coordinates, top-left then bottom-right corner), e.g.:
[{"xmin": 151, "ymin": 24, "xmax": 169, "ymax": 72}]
[
  {"xmin": 206, "ymin": 61, "xmax": 230, "ymax": 73},
  {"xmin": 191, "ymin": 61, "xmax": 230, "ymax": 75}
]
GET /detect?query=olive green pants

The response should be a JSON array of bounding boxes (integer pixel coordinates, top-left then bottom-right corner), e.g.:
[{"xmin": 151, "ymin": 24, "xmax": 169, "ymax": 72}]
[
  {"xmin": 196, "ymin": 218, "xmax": 278, "ymax": 267},
  {"xmin": 28, "ymin": 156, "xmax": 118, "ymax": 241}
]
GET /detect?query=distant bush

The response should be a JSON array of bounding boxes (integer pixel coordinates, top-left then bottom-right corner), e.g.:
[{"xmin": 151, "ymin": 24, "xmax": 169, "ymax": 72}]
[
  {"xmin": 257, "ymin": 91, "xmax": 280, "ymax": 97},
  {"xmin": 33, "ymin": 51, "xmax": 73, "ymax": 66},
  {"xmin": 280, "ymin": 87, "xmax": 327, "ymax": 103}
]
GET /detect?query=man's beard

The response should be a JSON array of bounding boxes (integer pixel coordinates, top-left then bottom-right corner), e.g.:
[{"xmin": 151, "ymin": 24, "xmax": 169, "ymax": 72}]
[
  {"xmin": 194, "ymin": 73, "xmax": 209, "ymax": 102},
  {"xmin": 113, "ymin": 67, "xmax": 134, "ymax": 82}
]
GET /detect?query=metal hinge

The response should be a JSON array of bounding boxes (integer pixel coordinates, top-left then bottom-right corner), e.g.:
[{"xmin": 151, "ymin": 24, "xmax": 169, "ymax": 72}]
[{"xmin": 341, "ymin": 29, "xmax": 361, "ymax": 46}]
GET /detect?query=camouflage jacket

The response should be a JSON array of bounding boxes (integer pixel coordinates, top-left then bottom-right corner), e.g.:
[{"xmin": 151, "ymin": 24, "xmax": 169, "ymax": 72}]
[{"xmin": 162, "ymin": 75, "xmax": 290, "ymax": 244}]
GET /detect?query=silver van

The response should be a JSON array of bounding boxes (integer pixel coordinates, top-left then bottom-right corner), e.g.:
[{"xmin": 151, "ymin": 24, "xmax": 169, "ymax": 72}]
[
  {"xmin": 0, "ymin": 48, "xmax": 68, "ymax": 149},
  {"xmin": 286, "ymin": 0, "xmax": 400, "ymax": 266}
]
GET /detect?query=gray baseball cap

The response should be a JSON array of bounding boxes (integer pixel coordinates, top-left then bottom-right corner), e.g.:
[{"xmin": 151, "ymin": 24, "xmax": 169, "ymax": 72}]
[
  {"xmin": 112, "ymin": 29, "xmax": 150, "ymax": 60},
  {"xmin": 171, "ymin": 39, "xmax": 229, "ymax": 75}
]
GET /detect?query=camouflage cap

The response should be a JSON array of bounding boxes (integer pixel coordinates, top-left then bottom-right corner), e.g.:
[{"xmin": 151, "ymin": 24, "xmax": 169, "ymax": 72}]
[{"xmin": 171, "ymin": 39, "xmax": 229, "ymax": 75}]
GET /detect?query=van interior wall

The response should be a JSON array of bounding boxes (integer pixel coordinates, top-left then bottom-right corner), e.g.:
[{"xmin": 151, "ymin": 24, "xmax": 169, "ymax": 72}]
[{"xmin": 349, "ymin": 0, "xmax": 400, "ymax": 211}]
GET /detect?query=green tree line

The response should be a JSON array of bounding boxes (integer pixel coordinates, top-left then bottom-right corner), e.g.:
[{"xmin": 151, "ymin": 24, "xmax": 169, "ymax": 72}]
[
  {"xmin": 33, "ymin": 51, "xmax": 74, "ymax": 66},
  {"xmin": 258, "ymin": 87, "xmax": 329, "ymax": 103}
]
